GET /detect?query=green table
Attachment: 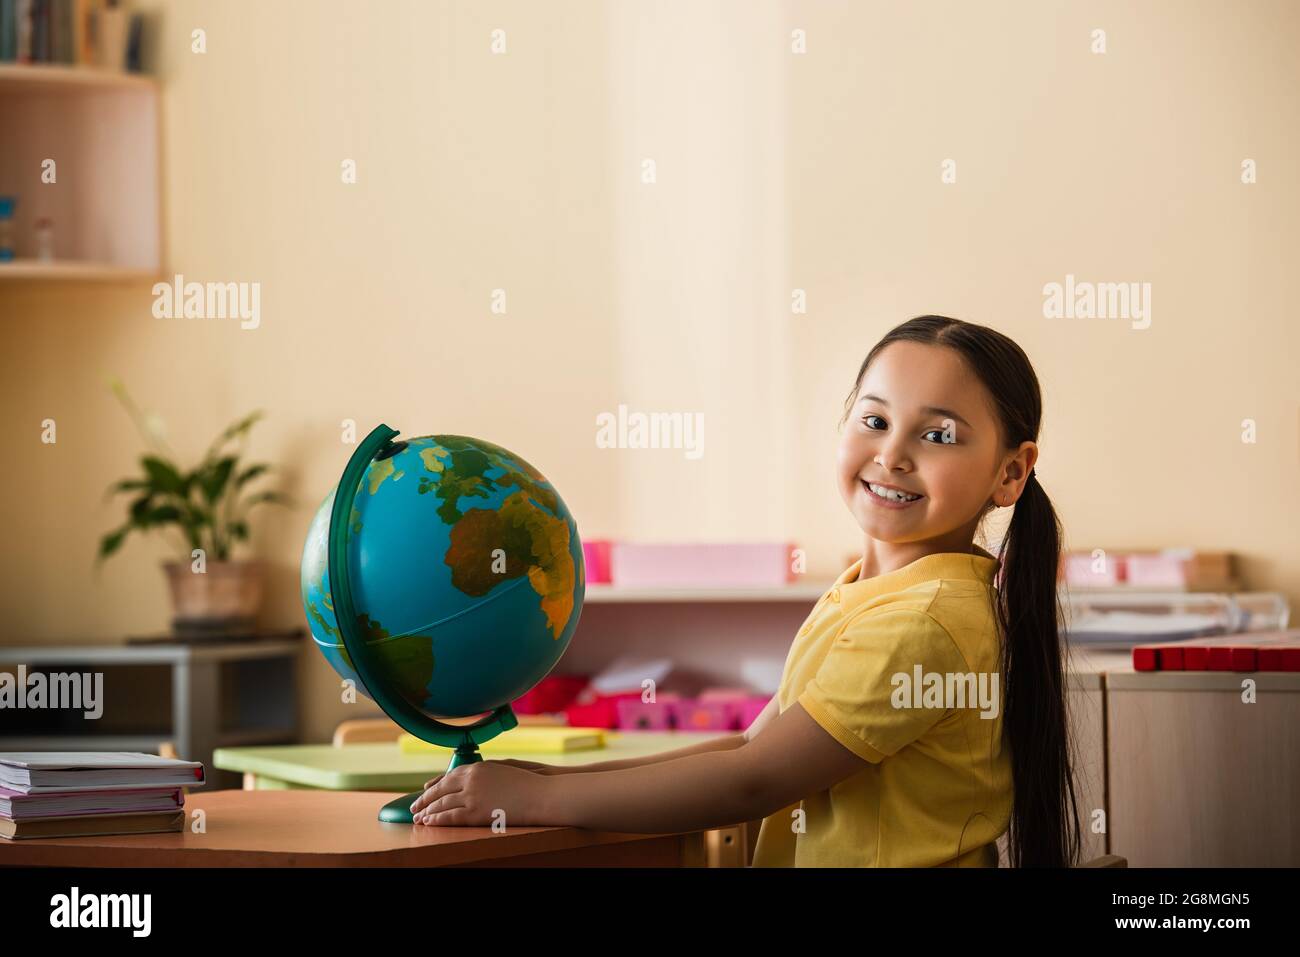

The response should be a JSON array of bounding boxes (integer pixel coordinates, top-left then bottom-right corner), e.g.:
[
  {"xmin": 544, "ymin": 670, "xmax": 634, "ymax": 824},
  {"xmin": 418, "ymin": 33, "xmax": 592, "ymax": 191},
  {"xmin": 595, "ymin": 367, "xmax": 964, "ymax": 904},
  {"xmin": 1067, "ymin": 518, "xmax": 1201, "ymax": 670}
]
[{"xmin": 214, "ymin": 730, "xmax": 730, "ymax": 791}]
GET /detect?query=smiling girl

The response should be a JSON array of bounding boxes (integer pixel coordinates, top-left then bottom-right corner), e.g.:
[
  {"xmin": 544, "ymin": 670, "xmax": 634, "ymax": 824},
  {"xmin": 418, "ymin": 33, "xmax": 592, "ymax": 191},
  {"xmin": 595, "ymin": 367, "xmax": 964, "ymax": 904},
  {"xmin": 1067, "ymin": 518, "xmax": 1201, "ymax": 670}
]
[{"xmin": 410, "ymin": 315, "xmax": 1082, "ymax": 868}]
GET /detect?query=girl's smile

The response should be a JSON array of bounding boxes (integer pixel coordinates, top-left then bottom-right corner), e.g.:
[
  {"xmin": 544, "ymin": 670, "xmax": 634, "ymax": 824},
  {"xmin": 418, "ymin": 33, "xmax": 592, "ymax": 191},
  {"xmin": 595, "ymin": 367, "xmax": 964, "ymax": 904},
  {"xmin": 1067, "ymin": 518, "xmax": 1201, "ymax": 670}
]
[{"xmin": 861, "ymin": 479, "xmax": 926, "ymax": 509}]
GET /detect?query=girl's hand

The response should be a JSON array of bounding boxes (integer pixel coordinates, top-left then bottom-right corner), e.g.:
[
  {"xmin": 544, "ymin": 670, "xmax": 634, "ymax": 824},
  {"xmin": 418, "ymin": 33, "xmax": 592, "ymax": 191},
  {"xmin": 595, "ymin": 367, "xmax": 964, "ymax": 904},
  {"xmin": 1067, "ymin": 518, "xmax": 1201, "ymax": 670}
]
[{"xmin": 409, "ymin": 761, "xmax": 554, "ymax": 827}]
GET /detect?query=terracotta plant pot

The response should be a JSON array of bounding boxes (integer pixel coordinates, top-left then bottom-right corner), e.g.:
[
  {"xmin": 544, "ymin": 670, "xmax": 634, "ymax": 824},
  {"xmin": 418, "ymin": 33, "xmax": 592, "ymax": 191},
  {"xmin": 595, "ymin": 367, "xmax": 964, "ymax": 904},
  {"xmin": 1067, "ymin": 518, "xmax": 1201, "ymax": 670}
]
[{"xmin": 162, "ymin": 559, "xmax": 265, "ymax": 634}]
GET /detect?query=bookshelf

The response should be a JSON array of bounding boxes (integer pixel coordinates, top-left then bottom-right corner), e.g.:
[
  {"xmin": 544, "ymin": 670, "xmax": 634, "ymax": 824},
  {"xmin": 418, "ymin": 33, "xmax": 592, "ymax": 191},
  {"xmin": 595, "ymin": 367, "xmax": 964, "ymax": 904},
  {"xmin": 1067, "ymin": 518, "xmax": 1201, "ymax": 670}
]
[{"xmin": 0, "ymin": 63, "xmax": 160, "ymax": 281}]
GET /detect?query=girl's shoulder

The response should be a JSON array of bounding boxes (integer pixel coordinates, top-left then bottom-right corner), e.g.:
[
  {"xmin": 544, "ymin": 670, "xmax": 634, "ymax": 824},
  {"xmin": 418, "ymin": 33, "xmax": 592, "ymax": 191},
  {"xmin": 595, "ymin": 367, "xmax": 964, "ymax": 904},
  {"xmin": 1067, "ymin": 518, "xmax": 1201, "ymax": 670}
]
[{"xmin": 850, "ymin": 581, "xmax": 1000, "ymax": 669}]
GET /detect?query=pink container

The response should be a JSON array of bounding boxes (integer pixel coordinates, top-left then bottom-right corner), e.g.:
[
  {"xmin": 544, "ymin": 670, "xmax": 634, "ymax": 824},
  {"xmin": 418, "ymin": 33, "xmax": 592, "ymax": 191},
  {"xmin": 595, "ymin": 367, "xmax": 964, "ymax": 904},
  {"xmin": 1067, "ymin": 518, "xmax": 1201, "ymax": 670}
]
[
  {"xmin": 1125, "ymin": 551, "xmax": 1189, "ymax": 587},
  {"xmin": 616, "ymin": 696, "xmax": 678, "ymax": 731},
  {"xmin": 565, "ymin": 691, "xmax": 642, "ymax": 729},
  {"xmin": 582, "ymin": 540, "xmax": 613, "ymax": 584},
  {"xmin": 1063, "ymin": 552, "xmax": 1121, "ymax": 587},
  {"xmin": 673, "ymin": 698, "xmax": 740, "ymax": 731},
  {"xmin": 610, "ymin": 542, "xmax": 797, "ymax": 589}
]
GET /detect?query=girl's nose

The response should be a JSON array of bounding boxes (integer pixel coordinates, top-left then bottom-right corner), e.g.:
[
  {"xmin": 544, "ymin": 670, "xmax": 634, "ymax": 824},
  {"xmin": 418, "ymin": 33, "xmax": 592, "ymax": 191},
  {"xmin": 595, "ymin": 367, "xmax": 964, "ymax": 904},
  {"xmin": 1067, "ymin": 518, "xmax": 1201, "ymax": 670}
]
[{"xmin": 874, "ymin": 446, "xmax": 913, "ymax": 472}]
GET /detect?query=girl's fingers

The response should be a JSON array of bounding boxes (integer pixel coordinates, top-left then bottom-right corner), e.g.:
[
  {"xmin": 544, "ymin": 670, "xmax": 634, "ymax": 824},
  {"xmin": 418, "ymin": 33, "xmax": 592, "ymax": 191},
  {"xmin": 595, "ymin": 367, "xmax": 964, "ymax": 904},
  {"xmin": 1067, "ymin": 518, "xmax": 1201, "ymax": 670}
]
[
  {"xmin": 413, "ymin": 796, "xmax": 467, "ymax": 824},
  {"xmin": 410, "ymin": 772, "xmax": 467, "ymax": 814}
]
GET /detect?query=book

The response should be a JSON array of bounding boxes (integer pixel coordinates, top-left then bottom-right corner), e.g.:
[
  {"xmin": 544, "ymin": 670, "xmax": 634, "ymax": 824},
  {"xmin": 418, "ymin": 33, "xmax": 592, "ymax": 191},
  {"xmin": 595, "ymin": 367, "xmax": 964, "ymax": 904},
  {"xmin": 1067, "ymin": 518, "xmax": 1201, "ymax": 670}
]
[
  {"xmin": 15, "ymin": 0, "xmax": 31, "ymax": 62},
  {"xmin": 0, "ymin": 808, "xmax": 184, "ymax": 840},
  {"xmin": 0, "ymin": 785, "xmax": 186, "ymax": 820},
  {"xmin": 0, "ymin": 752, "xmax": 205, "ymax": 793},
  {"xmin": 397, "ymin": 727, "xmax": 606, "ymax": 755},
  {"xmin": 1, "ymin": 0, "xmax": 17, "ymax": 61}
]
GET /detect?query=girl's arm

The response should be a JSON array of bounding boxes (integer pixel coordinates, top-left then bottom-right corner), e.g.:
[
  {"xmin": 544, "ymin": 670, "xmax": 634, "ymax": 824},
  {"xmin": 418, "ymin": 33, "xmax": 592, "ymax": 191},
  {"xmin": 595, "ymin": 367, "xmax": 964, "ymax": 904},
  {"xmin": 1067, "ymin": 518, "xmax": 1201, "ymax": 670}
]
[
  {"xmin": 533, "ymin": 732, "xmax": 745, "ymax": 774},
  {"xmin": 535, "ymin": 700, "xmax": 864, "ymax": 834}
]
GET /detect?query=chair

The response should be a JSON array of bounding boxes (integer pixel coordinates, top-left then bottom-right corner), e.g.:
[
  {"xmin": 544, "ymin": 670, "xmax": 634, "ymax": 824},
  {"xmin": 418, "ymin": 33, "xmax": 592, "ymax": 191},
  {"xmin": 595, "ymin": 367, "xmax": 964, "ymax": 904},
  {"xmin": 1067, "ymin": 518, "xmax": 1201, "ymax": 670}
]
[{"xmin": 332, "ymin": 717, "xmax": 404, "ymax": 746}]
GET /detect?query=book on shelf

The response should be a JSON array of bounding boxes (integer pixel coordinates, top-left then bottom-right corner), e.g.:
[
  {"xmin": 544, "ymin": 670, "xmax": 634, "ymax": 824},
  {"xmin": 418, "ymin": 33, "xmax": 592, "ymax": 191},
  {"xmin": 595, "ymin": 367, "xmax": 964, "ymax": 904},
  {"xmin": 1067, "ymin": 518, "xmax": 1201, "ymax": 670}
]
[{"xmin": 0, "ymin": 0, "xmax": 140, "ymax": 70}]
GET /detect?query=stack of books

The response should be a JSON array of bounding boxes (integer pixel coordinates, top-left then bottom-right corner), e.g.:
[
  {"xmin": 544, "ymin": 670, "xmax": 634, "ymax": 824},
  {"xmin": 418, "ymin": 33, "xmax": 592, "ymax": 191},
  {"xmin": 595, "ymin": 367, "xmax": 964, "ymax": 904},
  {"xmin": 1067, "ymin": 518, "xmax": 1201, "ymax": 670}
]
[
  {"xmin": 0, "ymin": 752, "xmax": 204, "ymax": 840},
  {"xmin": 0, "ymin": 0, "xmax": 143, "ymax": 71}
]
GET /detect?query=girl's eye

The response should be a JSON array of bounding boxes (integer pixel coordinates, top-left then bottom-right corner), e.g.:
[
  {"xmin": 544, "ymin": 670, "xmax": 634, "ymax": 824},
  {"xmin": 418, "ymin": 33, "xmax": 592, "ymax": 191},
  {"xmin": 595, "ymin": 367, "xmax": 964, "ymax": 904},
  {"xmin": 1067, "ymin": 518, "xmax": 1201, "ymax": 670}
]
[
  {"xmin": 924, "ymin": 429, "xmax": 956, "ymax": 444},
  {"xmin": 862, "ymin": 415, "xmax": 886, "ymax": 430}
]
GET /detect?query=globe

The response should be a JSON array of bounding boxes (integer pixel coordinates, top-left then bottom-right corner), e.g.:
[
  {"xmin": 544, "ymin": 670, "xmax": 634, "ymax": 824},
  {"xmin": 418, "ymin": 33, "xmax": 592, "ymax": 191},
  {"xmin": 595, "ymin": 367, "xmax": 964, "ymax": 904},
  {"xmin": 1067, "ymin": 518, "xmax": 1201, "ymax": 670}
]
[{"xmin": 299, "ymin": 424, "xmax": 585, "ymax": 821}]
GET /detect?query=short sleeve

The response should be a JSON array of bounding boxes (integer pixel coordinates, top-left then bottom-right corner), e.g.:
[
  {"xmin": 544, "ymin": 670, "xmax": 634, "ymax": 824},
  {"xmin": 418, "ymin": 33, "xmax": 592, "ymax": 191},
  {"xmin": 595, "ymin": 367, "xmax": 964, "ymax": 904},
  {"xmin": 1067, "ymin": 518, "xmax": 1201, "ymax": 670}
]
[{"xmin": 797, "ymin": 608, "xmax": 969, "ymax": 763}]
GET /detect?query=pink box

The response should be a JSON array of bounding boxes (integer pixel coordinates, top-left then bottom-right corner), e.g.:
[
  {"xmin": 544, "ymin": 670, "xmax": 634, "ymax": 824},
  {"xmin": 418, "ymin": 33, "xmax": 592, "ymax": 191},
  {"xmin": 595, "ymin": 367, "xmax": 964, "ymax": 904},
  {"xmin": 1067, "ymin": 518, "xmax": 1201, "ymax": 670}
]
[
  {"xmin": 616, "ymin": 695, "xmax": 679, "ymax": 731},
  {"xmin": 1062, "ymin": 552, "xmax": 1121, "ymax": 587},
  {"xmin": 1124, "ymin": 551, "xmax": 1188, "ymax": 587},
  {"xmin": 673, "ymin": 698, "xmax": 741, "ymax": 731},
  {"xmin": 691, "ymin": 689, "xmax": 770, "ymax": 732},
  {"xmin": 582, "ymin": 540, "xmax": 613, "ymax": 584},
  {"xmin": 564, "ymin": 691, "xmax": 642, "ymax": 729},
  {"xmin": 610, "ymin": 543, "xmax": 797, "ymax": 589}
]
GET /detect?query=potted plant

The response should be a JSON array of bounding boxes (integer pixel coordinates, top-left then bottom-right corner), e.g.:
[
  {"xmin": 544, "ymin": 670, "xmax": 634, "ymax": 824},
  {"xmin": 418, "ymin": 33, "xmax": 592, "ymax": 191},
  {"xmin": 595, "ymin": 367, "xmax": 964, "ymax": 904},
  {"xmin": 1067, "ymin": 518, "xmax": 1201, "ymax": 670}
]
[{"xmin": 97, "ymin": 378, "xmax": 291, "ymax": 635}]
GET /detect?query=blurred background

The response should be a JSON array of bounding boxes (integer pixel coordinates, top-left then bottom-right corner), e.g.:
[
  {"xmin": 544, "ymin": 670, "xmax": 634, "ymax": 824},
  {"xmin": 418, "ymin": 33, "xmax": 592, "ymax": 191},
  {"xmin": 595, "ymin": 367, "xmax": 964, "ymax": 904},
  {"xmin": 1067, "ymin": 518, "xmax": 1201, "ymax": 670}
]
[{"xmin": 0, "ymin": 0, "xmax": 1296, "ymax": 866}]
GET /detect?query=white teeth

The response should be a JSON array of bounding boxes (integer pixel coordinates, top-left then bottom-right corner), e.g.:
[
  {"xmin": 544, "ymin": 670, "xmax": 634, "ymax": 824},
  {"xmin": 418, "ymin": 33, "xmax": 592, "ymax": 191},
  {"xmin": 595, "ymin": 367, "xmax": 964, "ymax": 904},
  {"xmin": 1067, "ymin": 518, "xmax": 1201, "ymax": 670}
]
[{"xmin": 866, "ymin": 481, "xmax": 921, "ymax": 503}]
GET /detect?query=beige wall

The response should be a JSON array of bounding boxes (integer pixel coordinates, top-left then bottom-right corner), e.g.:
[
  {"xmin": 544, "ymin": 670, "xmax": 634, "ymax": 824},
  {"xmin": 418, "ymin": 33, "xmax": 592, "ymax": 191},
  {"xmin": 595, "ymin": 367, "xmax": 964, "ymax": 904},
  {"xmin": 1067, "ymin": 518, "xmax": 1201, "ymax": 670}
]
[{"xmin": 1, "ymin": 1, "xmax": 1296, "ymax": 743}]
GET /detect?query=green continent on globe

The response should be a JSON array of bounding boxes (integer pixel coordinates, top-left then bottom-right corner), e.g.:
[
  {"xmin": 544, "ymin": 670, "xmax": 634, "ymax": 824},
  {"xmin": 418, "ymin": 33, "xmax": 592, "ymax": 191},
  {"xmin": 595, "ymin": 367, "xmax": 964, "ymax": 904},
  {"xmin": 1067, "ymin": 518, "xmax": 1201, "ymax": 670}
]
[
  {"xmin": 416, "ymin": 435, "xmax": 577, "ymax": 640},
  {"xmin": 354, "ymin": 614, "xmax": 435, "ymax": 701}
]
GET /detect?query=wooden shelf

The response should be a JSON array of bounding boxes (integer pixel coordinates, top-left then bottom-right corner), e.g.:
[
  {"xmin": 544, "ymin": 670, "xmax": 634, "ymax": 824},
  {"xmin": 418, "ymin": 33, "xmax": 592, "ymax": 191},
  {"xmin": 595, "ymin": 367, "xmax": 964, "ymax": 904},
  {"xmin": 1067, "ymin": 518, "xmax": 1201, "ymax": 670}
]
[
  {"xmin": 0, "ymin": 64, "xmax": 160, "ymax": 276},
  {"xmin": 0, "ymin": 63, "xmax": 156, "ymax": 93},
  {"xmin": 0, "ymin": 259, "xmax": 157, "ymax": 282},
  {"xmin": 584, "ymin": 582, "xmax": 828, "ymax": 603}
]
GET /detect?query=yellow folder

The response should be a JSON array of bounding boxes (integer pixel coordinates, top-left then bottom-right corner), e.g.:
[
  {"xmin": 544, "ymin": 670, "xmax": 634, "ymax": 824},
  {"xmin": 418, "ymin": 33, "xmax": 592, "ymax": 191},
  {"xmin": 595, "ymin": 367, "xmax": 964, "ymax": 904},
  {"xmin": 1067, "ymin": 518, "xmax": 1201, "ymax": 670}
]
[{"xmin": 397, "ymin": 726, "xmax": 607, "ymax": 755}]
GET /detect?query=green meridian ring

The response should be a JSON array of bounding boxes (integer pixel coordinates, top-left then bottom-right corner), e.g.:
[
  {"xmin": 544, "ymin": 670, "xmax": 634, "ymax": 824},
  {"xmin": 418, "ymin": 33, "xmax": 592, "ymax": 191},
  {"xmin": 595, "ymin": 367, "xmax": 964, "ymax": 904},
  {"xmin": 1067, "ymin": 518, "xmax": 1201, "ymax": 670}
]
[{"xmin": 326, "ymin": 422, "xmax": 518, "ymax": 753}]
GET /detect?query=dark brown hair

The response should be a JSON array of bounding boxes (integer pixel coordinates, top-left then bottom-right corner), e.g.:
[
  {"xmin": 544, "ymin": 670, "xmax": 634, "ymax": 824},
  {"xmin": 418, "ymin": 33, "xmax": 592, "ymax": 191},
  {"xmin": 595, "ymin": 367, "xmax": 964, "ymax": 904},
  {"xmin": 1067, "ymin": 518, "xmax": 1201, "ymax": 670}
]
[{"xmin": 841, "ymin": 315, "xmax": 1081, "ymax": 867}]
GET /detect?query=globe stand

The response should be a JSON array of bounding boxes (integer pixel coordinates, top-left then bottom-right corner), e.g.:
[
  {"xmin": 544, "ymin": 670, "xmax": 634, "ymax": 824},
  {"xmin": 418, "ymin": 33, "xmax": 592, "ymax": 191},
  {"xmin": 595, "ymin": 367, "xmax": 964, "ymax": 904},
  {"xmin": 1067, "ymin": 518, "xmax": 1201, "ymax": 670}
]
[
  {"xmin": 376, "ymin": 724, "xmax": 514, "ymax": 824},
  {"xmin": 328, "ymin": 424, "xmax": 522, "ymax": 824}
]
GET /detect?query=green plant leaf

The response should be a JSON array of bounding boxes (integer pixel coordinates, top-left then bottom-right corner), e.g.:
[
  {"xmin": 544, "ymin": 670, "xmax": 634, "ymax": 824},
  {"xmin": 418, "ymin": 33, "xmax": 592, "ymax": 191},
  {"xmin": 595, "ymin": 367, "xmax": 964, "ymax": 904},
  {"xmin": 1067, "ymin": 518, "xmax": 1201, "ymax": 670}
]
[
  {"xmin": 204, "ymin": 410, "xmax": 265, "ymax": 460},
  {"xmin": 181, "ymin": 501, "xmax": 213, "ymax": 528},
  {"xmin": 98, "ymin": 526, "xmax": 129, "ymax": 561},
  {"xmin": 139, "ymin": 505, "xmax": 183, "ymax": 528},
  {"xmin": 197, "ymin": 456, "xmax": 237, "ymax": 504},
  {"xmin": 129, "ymin": 494, "xmax": 155, "ymax": 521},
  {"xmin": 106, "ymin": 478, "xmax": 151, "ymax": 498},
  {"xmin": 235, "ymin": 463, "xmax": 271, "ymax": 488},
  {"xmin": 141, "ymin": 455, "xmax": 186, "ymax": 494}
]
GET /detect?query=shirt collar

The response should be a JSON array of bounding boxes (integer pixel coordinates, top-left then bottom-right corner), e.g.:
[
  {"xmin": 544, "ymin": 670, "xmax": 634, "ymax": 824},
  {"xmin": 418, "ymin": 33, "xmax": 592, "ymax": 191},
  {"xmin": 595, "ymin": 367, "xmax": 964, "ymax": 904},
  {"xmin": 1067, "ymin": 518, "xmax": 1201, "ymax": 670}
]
[{"xmin": 828, "ymin": 548, "xmax": 1000, "ymax": 613}]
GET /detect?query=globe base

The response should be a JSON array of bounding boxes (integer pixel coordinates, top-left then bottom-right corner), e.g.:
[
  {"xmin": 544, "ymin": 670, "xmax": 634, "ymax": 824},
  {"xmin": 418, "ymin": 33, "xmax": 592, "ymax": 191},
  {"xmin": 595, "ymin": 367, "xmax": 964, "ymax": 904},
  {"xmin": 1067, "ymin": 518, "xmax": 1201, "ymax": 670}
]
[
  {"xmin": 377, "ymin": 742, "xmax": 485, "ymax": 823},
  {"xmin": 378, "ymin": 791, "xmax": 427, "ymax": 824}
]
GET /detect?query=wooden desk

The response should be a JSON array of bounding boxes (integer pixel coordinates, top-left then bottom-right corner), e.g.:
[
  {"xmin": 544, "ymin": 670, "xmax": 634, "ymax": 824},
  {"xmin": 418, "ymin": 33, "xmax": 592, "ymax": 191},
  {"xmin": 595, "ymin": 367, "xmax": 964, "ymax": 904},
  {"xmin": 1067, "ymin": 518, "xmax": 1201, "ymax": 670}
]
[
  {"xmin": 212, "ymin": 731, "xmax": 758, "ymax": 866},
  {"xmin": 0, "ymin": 789, "xmax": 708, "ymax": 867}
]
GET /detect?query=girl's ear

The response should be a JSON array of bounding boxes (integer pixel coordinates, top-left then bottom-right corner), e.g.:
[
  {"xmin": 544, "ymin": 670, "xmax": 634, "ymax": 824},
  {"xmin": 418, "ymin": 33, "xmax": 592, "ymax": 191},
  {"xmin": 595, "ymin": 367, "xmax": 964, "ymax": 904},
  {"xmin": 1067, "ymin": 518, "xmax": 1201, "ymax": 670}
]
[{"xmin": 995, "ymin": 443, "xmax": 1039, "ymax": 506}]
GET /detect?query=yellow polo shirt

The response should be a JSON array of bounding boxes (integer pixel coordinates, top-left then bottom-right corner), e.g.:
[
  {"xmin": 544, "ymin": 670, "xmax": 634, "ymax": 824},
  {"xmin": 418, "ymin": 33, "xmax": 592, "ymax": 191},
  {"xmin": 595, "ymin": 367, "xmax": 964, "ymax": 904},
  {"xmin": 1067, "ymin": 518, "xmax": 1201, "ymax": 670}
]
[{"xmin": 751, "ymin": 550, "xmax": 1012, "ymax": 867}]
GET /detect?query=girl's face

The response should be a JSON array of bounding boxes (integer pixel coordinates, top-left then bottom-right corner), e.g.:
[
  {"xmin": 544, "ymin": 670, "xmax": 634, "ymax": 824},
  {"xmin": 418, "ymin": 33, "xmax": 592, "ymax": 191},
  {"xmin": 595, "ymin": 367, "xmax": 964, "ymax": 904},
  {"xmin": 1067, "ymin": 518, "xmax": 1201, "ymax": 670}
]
[{"xmin": 837, "ymin": 340, "xmax": 1031, "ymax": 548}]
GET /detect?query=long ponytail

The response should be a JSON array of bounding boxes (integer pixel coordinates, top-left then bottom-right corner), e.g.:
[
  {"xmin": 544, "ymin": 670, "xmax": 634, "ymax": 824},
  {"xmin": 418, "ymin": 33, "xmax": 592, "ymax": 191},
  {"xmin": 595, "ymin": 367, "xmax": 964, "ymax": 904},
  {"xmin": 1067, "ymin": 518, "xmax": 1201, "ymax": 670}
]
[
  {"xmin": 996, "ymin": 469, "xmax": 1081, "ymax": 866},
  {"xmin": 842, "ymin": 315, "xmax": 1082, "ymax": 867}
]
